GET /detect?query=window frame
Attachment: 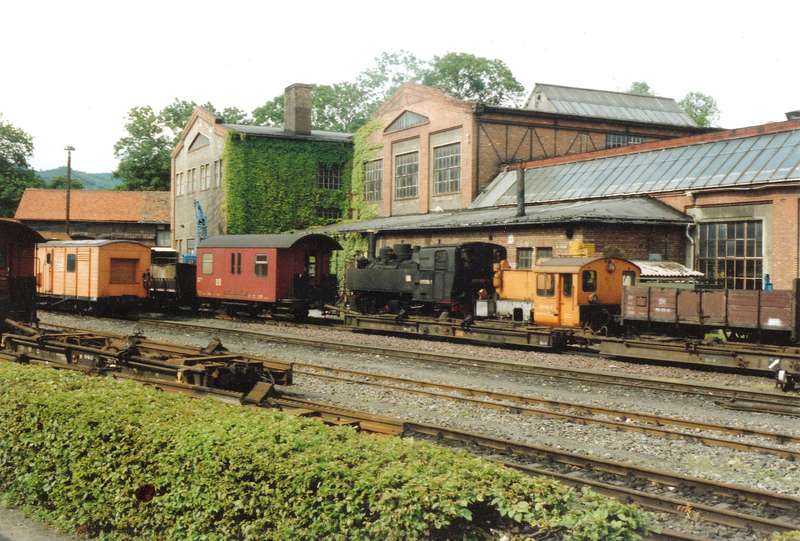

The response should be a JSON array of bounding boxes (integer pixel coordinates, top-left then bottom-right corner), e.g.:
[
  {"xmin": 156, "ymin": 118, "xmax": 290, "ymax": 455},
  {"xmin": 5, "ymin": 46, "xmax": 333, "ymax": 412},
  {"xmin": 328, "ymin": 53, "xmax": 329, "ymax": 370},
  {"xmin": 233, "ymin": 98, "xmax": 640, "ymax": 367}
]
[
  {"xmin": 432, "ymin": 142, "xmax": 461, "ymax": 195},
  {"xmin": 582, "ymin": 270, "xmax": 597, "ymax": 292},
  {"xmin": 317, "ymin": 163, "xmax": 342, "ymax": 190},
  {"xmin": 254, "ymin": 254, "xmax": 268, "ymax": 277},
  {"xmin": 201, "ymin": 253, "xmax": 214, "ymax": 275},
  {"xmin": 364, "ymin": 159, "xmax": 383, "ymax": 202},
  {"xmin": 536, "ymin": 273, "xmax": 556, "ymax": 297},
  {"xmin": 536, "ymin": 247, "xmax": 553, "ymax": 262},
  {"xmin": 66, "ymin": 254, "xmax": 76, "ymax": 273},
  {"xmin": 516, "ymin": 247, "xmax": 533, "ymax": 269},
  {"xmin": 697, "ymin": 220, "xmax": 763, "ymax": 290},
  {"xmin": 394, "ymin": 151, "xmax": 419, "ymax": 200}
]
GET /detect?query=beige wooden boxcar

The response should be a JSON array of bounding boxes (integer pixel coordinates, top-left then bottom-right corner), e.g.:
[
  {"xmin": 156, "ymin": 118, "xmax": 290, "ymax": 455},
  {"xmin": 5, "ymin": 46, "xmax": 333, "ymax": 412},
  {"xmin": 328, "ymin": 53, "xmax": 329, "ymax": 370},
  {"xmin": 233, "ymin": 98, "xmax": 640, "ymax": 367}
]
[{"xmin": 36, "ymin": 240, "xmax": 150, "ymax": 312}]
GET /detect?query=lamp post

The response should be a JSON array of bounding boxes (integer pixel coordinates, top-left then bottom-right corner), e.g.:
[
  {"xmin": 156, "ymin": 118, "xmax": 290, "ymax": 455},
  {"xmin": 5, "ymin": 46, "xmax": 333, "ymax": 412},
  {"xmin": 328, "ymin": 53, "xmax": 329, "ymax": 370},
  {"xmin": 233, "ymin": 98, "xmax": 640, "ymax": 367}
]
[{"xmin": 64, "ymin": 146, "xmax": 75, "ymax": 236}]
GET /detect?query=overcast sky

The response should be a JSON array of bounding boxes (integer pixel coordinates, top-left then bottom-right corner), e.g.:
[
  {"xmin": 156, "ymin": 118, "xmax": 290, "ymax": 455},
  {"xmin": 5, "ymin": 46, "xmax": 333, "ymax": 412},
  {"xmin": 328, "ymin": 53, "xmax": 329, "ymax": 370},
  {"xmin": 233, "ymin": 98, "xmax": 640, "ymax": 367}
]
[{"xmin": 3, "ymin": 0, "xmax": 798, "ymax": 173}]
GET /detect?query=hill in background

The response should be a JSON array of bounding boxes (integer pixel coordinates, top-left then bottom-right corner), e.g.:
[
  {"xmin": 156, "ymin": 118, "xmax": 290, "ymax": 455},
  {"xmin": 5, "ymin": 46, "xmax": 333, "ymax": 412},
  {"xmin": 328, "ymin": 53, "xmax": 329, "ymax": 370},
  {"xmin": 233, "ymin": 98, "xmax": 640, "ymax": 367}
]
[{"xmin": 37, "ymin": 167, "xmax": 123, "ymax": 190}]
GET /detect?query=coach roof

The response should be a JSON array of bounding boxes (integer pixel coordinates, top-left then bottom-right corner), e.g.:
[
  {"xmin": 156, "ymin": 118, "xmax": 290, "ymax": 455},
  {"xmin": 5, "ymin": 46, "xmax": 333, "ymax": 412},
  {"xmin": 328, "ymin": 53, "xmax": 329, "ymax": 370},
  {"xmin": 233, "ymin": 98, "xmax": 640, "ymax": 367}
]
[{"xmin": 199, "ymin": 233, "xmax": 342, "ymax": 250}]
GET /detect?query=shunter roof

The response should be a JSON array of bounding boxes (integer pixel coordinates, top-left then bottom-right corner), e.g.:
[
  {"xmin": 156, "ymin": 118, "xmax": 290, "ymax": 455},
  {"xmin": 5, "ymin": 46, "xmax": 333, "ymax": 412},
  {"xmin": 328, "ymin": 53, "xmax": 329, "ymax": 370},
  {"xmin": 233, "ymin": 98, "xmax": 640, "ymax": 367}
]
[
  {"xmin": 472, "ymin": 121, "xmax": 800, "ymax": 208},
  {"xmin": 525, "ymin": 84, "xmax": 697, "ymax": 127},
  {"xmin": 200, "ymin": 233, "xmax": 342, "ymax": 250},
  {"xmin": 333, "ymin": 196, "xmax": 690, "ymax": 235},
  {"xmin": 533, "ymin": 256, "xmax": 640, "ymax": 274}
]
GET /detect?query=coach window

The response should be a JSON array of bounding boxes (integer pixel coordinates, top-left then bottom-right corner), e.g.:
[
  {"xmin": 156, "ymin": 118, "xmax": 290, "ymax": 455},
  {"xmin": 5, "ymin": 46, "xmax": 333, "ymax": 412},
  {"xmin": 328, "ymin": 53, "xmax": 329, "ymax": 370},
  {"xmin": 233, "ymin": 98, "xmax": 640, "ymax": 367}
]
[
  {"xmin": 562, "ymin": 274, "xmax": 573, "ymax": 297},
  {"xmin": 66, "ymin": 254, "xmax": 76, "ymax": 272},
  {"xmin": 255, "ymin": 254, "xmax": 268, "ymax": 277},
  {"xmin": 622, "ymin": 271, "xmax": 636, "ymax": 287},
  {"xmin": 201, "ymin": 253, "xmax": 213, "ymax": 275},
  {"xmin": 582, "ymin": 270, "xmax": 597, "ymax": 292},
  {"xmin": 307, "ymin": 255, "xmax": 317, "ymax": 277},
  {"xmin": 536, "ymin": 273, "xmax": 555, "ymax": 297}
]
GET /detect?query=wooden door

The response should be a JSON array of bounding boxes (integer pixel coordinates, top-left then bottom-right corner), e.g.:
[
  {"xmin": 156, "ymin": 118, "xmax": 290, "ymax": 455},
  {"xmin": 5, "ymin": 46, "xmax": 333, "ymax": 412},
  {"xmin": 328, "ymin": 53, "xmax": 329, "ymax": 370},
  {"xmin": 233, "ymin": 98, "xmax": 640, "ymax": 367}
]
[{"xmin": 559, "ymin": 273, "xmax": 577, "ymax": 327}]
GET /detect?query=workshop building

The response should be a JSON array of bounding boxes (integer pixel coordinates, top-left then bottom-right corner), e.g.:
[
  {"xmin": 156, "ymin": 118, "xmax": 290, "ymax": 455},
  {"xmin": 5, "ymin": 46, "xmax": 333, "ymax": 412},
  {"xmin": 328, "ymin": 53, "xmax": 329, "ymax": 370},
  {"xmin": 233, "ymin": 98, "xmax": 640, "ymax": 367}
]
[{"xmin": 359, "ymin": 83, "xmax": 710, "ymax": 219}]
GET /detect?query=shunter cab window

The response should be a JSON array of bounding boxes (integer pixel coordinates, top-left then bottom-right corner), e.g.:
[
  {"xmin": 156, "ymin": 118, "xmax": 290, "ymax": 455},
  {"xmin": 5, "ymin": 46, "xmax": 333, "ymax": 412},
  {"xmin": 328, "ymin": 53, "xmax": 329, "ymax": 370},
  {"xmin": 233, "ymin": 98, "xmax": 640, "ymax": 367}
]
[
  {"xmin": 66, "ymin": 254, "xmax": 76, "ymax": 273},
  {"xmin": 562, "ymin": 274, "xmax": 573, "ymax": 297},
  {"xmin": 201, "ymin": 253, "xmax": 214, "ymax": 275},
  {"xmin": 582, "ymin": 270, "xmax": 597, "ymax": 292},
  {"xmin": 536, "ymin": 273, "xmax": 555, "ymax": 297},
  {"xmin": 230, "ymin": 253, "xmax": 242, "ymax": 274},
  {"xmin": 622, "ymin": 271, "xmax": 636, "ymax": 287},
  {"xmin": 255, "ymin": 254, "xmax": 268, "ymax": 277}
]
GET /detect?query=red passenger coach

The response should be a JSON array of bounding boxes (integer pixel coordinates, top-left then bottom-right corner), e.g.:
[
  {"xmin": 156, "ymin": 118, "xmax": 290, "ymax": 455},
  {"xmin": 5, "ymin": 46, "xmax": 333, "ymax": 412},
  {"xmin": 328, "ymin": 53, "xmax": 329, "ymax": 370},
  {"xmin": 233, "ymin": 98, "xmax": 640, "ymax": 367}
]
[
  {"xmin": 0, "ymin": 219, "xmax": 43, "ymax": 322},
  {"xmin": 196, "ymin": 233, "xmax": 342, "ymax": 319}
]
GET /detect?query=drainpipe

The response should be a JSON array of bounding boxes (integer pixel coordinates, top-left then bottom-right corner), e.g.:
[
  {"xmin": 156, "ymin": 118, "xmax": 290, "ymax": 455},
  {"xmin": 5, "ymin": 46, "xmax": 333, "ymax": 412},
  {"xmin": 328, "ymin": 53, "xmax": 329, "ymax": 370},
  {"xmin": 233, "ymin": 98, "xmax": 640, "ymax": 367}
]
[
  {"xmin": 516, "ymin": 168, "xmax": 526, "ymax": 218},
  {"xmin": 685, "ymin": 223, "xmax": 695, "ymax": 269}
]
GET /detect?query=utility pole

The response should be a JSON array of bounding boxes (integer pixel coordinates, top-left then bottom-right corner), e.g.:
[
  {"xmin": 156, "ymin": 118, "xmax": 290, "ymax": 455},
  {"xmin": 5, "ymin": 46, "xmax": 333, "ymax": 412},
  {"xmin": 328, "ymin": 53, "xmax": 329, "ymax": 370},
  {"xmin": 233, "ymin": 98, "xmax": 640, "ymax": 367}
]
[{"xmin": 64, "ymin": 146, "xmax": 75, "ymax": 236}]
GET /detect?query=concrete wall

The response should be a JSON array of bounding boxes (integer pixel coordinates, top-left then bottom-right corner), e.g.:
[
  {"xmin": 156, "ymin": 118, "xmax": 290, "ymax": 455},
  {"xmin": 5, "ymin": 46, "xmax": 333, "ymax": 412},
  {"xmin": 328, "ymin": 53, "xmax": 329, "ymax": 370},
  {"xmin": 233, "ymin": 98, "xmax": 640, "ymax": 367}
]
[{"xmin": 172, "ymin": 114, "xmax": 228, "ymax": 254}]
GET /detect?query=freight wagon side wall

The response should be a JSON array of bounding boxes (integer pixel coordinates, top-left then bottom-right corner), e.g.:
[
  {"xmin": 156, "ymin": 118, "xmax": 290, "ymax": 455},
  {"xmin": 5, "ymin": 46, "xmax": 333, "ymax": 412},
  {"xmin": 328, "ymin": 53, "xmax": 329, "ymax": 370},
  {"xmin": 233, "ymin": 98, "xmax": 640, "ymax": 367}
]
[
  {"xmin": 196, "ymin": 247, "xmax": 279, "ymax": 303},
  {"xmin": 36, "ymin": 246, "xmax": 97, "ymax": 299},
  {"xmin": 96, "ymin": 244, "xmax": 150, "ymax": 299}
]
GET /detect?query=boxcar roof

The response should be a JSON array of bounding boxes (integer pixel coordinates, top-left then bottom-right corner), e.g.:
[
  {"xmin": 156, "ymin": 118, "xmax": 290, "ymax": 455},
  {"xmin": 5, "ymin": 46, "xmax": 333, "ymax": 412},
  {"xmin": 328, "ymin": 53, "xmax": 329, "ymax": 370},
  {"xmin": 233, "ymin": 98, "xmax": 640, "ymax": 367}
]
[
  {"xmin": 199, "ymin": 233, "xmax": 342, "ymax": 250},
  {"xmin": 38, "ymin": 239, "xmax": 149, "ymax": 248},
  {"xmin": 534, "ymin": 256, "xmax": 639, "ymax": 273}
]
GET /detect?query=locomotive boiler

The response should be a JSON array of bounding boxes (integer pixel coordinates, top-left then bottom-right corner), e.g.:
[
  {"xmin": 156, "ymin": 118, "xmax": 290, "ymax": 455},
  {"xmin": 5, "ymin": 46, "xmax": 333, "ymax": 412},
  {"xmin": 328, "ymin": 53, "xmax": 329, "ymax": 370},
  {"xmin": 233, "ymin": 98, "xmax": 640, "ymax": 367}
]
[{"xmin": 346, "ymin": 242, "xmax": 506, "ymax": 316}]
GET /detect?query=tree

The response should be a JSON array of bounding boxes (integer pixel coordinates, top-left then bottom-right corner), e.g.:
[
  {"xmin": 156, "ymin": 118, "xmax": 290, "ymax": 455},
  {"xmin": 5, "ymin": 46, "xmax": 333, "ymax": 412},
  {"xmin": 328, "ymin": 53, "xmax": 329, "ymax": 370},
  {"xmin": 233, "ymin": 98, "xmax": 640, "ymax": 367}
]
[
  {"xmin": 113, "ymin": 106, "xmax": 171, "ymax": 191},
  {"xmin": 628, "ymin": 81, "xmax": 655, "ymax": 96},
  {"xmin": 47, "ymin": 176, "xmax": 84, "ymax": 190},
  {"xmin": 420, "ymin": 53, "xmax": 525, "ymax": 106},
  {"xmin": 0, "ymin": 115, "xmax": 41, "ymax": 217},
  {"xmin": 220, "ymin": 107, "xmax": 251, "ymax": 125},
  {"xmin": 251, "ymin": 96, "xmax": 284, "ymax": 127},
  {"xmin": 680, "ymin": 91, "xmax": 720, "ymax": 127}
]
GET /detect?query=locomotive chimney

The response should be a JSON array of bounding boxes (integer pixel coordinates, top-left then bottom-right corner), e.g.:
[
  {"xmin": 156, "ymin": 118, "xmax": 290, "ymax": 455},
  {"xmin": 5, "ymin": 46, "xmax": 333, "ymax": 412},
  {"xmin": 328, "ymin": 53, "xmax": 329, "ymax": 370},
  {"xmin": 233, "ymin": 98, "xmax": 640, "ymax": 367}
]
[
  {"xmin": 516, "ymin": 168, "xmax": 526, "ymax": 217},
  {"xmin": 367, "ymin": 231, "xmax": 377, "ymax": 260}
]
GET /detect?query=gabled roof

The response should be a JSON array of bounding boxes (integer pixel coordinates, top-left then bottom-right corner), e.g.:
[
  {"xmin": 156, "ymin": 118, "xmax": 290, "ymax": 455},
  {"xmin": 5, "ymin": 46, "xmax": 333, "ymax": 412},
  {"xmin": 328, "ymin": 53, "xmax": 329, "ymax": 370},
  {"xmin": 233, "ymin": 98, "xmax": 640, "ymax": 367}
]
[
  {"xmin": 39, "ymin": 240, "xmax": 148, "ymax": 248},
  {"xmin": 334, "ymin": 196, "xmax": 690, "ymax": 235},
  {"xmin": 473, "ymin": 120, "xmax": 800, "ymax": 208},
  {"xmin": 14, "ymin": 189, "xmax": 170, "ymax": 224},
  {"xmin": 525, "ymin": 83, "xmax": 697, "ymax": 128}
]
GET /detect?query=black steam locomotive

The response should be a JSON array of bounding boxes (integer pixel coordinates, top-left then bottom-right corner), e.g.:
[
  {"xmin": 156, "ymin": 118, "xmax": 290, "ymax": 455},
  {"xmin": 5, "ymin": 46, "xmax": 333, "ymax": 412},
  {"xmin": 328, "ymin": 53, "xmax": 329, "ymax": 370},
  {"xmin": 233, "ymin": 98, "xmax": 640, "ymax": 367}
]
[{"xmin": 346, "ymin": 242, "xmax": 506, "ymax": 316}]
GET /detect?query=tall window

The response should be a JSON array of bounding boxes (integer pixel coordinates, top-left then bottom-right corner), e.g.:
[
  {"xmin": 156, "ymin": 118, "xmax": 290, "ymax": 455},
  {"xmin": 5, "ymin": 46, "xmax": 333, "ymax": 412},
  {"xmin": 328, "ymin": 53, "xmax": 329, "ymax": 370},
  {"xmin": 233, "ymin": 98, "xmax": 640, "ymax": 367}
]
[
  {"xmin": 364, "ymin": 159, "xmax": 383, "ymax": 201},
  {"xmin": 318, "ymin": 164, "xmax": 342, "ymax": 189},
  {"xmin": 214, "ymin": 159, "xmax": 223, "ymax": 188},
  {"xmin": 201, "ymin": 253, "xmax": 214, "ymax": 275},
  {"xmin": 697, "ymin": 221, "xmax": 763, "ymax": 289},
  {"xmin": 395, "ymin": 152, "xmax": 419, "ymax": 199},
  {"xmin": 433, "ymin": 143, "xmax": 460, "ymax": 195},
  {"xmin": 517, "ymin": 248, "xmax": 533, "ymax": 269},
  {"xmin": 254, "ymin": 254, "xmax": 268, "ymax": 277},
  {"xmin": 203, "ymin": 163, "xmax": 211, "ymax": 190}
]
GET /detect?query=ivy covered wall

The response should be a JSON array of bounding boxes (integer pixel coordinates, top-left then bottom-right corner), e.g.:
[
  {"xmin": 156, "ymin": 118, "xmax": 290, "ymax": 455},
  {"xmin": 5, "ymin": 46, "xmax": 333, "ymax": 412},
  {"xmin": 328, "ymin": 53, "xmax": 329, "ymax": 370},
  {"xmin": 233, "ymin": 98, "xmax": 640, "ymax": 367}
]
[{"xmin": 223, "ymin": 133, "xmax": 353, "ymax": 234}]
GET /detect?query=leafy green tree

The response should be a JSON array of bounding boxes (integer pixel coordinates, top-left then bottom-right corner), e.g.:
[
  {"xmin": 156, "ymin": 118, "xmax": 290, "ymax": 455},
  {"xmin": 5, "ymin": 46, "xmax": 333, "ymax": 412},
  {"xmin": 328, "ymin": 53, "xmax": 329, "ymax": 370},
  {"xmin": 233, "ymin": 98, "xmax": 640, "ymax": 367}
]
[
  {"xmin": 113, "ymin": 106, "xmax": 171, "ymax": 191},
  {"xmin": 420, "ymin": 52, "xmax": 525, "ymax": 105},
  {"xmin": 251, "ymin": 96, "xmax": 284, "ymax": 127},
  {"xmin": 47, "ymin": 176, "xmax": 84, "ymax": 190},
  {"xmin": 220, "ymin": 107, "xmax": 251, "ymax": 125},
  {"xmin": 628, "ymin": 81, "xmax": 655, "ymax": 96},
  {"xmin": 356, "ymin": 50, "xmax": 424, "ymax": 104},
  {"xmin": 680, "ymin": 91, "xmax": 720, "ymax": 127},
  {"xmin": 0, "ymin": 115, "xmax": 41, "ymax": 217},
  {"xmin": 158, "ymin": 99, "xmax": 197, "ymax": 141}
]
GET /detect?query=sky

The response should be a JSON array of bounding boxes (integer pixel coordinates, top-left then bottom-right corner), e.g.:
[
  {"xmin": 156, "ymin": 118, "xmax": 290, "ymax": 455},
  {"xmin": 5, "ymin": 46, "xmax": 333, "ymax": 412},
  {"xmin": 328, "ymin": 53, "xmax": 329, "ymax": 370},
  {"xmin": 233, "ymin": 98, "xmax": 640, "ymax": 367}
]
[{"xmin": 2, "ymin": 0, "xmax": 799, "ymax": 173}]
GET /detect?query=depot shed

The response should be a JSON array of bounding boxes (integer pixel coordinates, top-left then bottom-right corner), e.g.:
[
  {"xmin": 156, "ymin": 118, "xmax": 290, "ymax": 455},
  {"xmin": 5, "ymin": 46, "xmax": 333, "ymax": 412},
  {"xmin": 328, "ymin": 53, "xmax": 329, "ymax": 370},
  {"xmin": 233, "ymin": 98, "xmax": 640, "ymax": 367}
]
[{"xmin": 36, "ymin": 240, "xmax": 150, "ymax": 303}]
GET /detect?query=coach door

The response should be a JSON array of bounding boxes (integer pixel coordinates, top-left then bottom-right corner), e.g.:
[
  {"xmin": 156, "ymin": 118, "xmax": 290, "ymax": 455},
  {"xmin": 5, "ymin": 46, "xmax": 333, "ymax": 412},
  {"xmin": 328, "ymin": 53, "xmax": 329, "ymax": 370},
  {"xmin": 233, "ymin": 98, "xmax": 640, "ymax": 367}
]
[{"xmin": 559, "ymin": 273, "xmax": 577, "ymax": 327}]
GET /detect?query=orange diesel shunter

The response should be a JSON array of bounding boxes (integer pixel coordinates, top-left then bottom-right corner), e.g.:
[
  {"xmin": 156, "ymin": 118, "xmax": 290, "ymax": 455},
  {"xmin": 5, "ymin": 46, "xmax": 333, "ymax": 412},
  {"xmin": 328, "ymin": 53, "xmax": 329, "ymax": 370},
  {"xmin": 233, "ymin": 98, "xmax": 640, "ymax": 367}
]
[
  {"xmin": 491, "ymin": 256, "xmax": 640, "ymax": 331},
  {"xmin": 36, "ymin": 240, "xmax": 151, "ymax": 313}
]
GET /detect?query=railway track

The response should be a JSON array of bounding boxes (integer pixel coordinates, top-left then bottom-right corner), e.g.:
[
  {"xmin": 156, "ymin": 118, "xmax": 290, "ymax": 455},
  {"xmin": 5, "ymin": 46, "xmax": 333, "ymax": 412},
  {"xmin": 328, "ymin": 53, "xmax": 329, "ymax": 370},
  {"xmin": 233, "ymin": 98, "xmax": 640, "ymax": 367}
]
[
  {"xmin": 132, "ymin": 317, "xmax": 800, "ymax": 409},
  {"xmin": 2, "ymin": 333, "xmax": 797, "ymax": 541}
]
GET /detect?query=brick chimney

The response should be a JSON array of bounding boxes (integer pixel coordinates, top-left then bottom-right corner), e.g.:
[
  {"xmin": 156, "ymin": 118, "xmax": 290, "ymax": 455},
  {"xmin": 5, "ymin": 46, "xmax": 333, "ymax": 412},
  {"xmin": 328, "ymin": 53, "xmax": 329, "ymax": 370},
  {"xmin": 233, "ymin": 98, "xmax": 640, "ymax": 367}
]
[{"xmin": 284, "ymin": 83, "xmax": 313, "ymax": 135}]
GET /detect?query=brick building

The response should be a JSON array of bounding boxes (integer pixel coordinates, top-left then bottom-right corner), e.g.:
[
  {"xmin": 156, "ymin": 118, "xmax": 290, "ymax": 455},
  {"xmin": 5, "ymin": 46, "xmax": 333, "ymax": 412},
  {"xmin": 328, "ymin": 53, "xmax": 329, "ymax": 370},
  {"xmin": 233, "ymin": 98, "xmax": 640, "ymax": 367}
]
[
  {"xmin": 359, "ymin": 83, "xmax": 709, "ymax": 219},
  {"xmin": 14, "ymin": 189, "xmax": 170, "ymax": 246},
  {"xmin": 171, "ymin": 84, "xmax": 352, "ymax": 255}
]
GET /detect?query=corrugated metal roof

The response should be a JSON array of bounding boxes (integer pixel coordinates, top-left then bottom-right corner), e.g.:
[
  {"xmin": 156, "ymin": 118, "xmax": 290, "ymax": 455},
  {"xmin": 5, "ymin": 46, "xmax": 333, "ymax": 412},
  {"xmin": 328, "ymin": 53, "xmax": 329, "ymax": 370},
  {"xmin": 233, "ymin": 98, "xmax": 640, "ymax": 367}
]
[
  {"xmin": 200, "ymin": 233, "xmax": 342, "ymax": 250},
  {"xmin": 632, "ymin": 260, "xmax": 704, "ymax": 278},
  {"xmin": 472, "ymin": 127, "xmax": 800, "ymax": 208},
  {"xmin": 222, "ymin": 124, "xmax": 352, "ymax": 143},
  {"xmin": 525, "ymin": 84, "xmax": 697, "ymax": 127},
  {"xmin": 334, "ymin": 196, "xmax": 690, "ymax": 234}
]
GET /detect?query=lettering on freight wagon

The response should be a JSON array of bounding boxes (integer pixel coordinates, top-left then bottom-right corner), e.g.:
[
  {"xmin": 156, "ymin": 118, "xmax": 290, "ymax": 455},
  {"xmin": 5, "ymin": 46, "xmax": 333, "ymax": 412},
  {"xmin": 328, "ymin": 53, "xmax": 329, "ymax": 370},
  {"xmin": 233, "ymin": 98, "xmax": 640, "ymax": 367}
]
[{"xmin": 767, "ymin": 318, "xmax": 783, "ymax": 327}]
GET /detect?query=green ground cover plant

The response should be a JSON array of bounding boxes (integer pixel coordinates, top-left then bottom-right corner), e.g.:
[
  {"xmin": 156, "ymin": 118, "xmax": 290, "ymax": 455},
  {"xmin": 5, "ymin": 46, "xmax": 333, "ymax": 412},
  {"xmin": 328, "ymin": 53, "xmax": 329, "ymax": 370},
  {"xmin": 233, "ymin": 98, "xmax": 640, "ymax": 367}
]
[{"xmin": 0, "ymin": 363, "xmax": 651, "ymax": 540}]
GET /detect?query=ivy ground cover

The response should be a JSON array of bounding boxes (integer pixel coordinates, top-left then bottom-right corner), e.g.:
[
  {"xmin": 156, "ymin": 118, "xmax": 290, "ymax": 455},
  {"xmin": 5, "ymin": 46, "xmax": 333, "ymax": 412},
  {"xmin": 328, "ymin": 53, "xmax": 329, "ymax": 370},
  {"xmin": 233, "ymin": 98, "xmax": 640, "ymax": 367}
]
[{"xmin": 0, "ymin": 363, "xmax": 651, "ymax": 540}]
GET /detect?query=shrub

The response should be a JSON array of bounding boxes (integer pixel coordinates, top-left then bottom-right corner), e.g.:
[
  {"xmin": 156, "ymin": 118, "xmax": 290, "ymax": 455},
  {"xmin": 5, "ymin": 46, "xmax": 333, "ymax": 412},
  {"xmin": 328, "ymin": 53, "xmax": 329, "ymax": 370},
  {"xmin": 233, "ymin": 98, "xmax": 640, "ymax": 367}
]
[{"xmin": 0, "ymin": 363, "xmax": 651, "ymax": 540}]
